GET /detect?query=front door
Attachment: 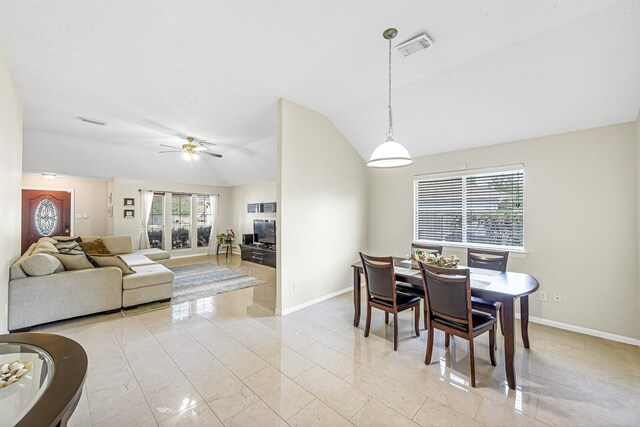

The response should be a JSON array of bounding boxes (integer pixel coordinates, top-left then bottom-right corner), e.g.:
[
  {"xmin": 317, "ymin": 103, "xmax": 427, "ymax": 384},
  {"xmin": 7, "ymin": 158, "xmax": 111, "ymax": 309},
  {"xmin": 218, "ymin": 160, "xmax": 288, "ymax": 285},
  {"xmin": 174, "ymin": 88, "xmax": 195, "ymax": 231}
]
[{"xmin": 21, "ymin": 189, "xmax": 72, "ymax": 254}]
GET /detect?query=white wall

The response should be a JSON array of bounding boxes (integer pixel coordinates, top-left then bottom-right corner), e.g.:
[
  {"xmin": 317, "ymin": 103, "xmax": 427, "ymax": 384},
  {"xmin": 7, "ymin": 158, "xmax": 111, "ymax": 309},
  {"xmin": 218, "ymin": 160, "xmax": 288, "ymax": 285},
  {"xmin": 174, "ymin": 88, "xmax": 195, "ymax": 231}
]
[
  {"xmin": 367, "ymin": 122, "xmax": 639, "ymax": 341},
  {"xmin": 0, "ymin": 44, "xmax": 22, "ymax": 333},
  {"xmin": 230, "ymin": 180, "xmax": 277, "ymax": 239},
  {"xmin": 22, "ymin": 174, "xmax": 108, "ymax": 236},
  {"xmin": 111, "ymin": 178, "xmax": 232, "ymax": 254},
  {"xmin": 278, "ymin": 99, "xmax": 368, "ymax": 313}
]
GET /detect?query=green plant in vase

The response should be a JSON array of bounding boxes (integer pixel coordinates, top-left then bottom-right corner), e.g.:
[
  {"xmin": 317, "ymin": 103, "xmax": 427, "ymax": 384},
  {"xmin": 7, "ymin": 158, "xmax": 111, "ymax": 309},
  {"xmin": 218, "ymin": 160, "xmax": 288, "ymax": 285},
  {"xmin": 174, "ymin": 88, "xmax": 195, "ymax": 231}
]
[{"xmin": 216, "ymin": 229, "xmax": 236, "ymax": 244}]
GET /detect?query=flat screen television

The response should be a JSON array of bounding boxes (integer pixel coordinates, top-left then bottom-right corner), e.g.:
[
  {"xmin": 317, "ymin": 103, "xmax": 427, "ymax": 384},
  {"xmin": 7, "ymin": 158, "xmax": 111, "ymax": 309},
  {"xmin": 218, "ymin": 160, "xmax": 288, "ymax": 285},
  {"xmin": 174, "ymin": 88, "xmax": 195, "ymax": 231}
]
[{"xmin": 253, "ymin": 219, "xmax": 276, "ymax": 245}]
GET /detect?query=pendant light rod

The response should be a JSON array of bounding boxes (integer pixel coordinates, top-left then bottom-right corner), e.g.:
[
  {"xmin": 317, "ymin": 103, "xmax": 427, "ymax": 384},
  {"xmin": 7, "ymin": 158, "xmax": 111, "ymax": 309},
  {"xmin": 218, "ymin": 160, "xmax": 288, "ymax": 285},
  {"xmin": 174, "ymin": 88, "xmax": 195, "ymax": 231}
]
[
  {"xmin": 384, "ymin": 28, "xmax": 397, "ymax": 139},
  {"xmin": 366, "ymin": 28, "xmax": 414, "ymax": 168}
]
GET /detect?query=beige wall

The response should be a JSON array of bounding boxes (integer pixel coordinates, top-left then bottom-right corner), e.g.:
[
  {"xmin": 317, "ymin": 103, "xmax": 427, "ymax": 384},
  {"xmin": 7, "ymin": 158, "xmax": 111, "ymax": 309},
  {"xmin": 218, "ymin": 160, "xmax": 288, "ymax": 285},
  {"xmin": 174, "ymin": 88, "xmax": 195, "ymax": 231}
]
[
  {"xmin": 230, "ymin": 180, "xmax": 277, "ymax": 239},
  {"xmin": 22, "ymin": 175, "xmax": 108, "ymax": 236},
  {"xmin": 111, "ymin": 178, "xmax": 233, "ymax": 255},
  {"xmin": 0, "ymin": 44, "xmax": 22, "ymax": 333},
  {"xmin": 368, "ymin": 122, "xmax": 639, "ymax": 340},
  {"xmin": 278, "ymin": 99, "xmax": 368, "ymax": 313}
]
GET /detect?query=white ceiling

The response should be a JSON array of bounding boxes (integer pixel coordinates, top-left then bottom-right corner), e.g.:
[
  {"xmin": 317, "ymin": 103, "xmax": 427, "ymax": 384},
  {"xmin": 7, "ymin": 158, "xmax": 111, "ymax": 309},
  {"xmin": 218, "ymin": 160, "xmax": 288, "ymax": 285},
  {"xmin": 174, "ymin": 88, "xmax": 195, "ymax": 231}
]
[{"xmin": 0, "ymin": 0, "xmax": 638, "ymax": 186}]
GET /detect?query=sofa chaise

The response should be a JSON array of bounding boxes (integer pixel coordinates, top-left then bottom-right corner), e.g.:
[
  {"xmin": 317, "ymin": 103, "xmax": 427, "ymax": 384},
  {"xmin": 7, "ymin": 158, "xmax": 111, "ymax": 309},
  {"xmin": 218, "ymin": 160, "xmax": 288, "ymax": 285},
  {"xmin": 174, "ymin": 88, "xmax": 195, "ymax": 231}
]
[{"xmin": 8, "ymin": 235, "xmax": 173, "ymax": 331}]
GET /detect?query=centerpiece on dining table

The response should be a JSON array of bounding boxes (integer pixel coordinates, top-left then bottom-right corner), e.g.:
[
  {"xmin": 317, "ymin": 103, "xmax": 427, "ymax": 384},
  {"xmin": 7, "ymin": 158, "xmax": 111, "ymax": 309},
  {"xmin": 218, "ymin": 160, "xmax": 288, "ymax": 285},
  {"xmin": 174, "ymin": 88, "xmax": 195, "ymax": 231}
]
[{"xmin": 410, "ymin": 249, "xmax": 460, "ymax": 269}]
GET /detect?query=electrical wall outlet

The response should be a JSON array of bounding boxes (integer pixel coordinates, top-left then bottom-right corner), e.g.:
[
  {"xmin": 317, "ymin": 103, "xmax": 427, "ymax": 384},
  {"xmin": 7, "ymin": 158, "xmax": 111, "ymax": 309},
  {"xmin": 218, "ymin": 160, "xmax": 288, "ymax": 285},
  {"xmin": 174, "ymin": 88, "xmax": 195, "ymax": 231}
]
[
  {"xmin": 539, "ymin": 291, "xmax": 548, "ymax": 302},
  {"xmin": 554, "ymin": 292, "xmax": 562, "ymax": 303},
  {"xmin": 293, "ymin": 281, "xmax": 299, "ymax": 291}
]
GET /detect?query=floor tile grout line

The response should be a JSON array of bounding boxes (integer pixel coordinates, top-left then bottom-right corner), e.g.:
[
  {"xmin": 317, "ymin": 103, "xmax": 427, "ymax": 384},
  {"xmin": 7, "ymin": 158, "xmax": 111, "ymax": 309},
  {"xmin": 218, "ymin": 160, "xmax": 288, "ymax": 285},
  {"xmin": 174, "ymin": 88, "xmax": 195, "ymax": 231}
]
[{"xmin": 114, "ymin": 316, "xmax": 178, "ymax": 426}]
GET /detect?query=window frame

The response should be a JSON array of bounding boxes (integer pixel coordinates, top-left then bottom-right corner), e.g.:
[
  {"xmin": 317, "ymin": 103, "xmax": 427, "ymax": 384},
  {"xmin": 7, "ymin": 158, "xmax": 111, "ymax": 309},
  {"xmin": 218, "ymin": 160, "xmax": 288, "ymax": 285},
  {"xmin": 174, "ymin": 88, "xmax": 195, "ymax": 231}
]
[
  {"xmin": 147, "ymin": 192, "xmax": 165, "ymax": 250},
  {"xmin": 196, "ymin": 194, "xmax": 213, "ymax": 248},
  {"xmin": 171, "ymin": 193, "xmax": 193, "ymax": 250},
  {"xmin": 413, "ymin": 165, "xmax": 525, "ymax": 252}
]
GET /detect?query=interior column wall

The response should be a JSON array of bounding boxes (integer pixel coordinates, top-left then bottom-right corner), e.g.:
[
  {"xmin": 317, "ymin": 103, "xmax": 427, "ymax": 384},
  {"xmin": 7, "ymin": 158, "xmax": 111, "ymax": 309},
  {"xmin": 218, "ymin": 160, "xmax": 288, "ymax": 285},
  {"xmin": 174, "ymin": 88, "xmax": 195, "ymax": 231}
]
[{"xmin": 278, "ymin": 99, "xmax": 368, "ymax": 313}]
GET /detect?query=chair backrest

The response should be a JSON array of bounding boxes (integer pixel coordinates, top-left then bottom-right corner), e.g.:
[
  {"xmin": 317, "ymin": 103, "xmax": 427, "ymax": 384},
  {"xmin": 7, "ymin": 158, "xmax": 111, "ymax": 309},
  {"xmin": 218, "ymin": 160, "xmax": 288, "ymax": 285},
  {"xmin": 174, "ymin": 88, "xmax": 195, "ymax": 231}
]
[
  {"xmin": 418, "ymin": 262, "xmax": 471, "ymax": 327},
  {"xmin": 467, "ymin": 248, "xmax": 509, "ymax": 272},
  {"xmin": 359, "ymin": 253, "xmax": 396, "ymax": 302},
  {"xmin": 411, "ymin": 243, "xmax": 444, "ymax": 256}
]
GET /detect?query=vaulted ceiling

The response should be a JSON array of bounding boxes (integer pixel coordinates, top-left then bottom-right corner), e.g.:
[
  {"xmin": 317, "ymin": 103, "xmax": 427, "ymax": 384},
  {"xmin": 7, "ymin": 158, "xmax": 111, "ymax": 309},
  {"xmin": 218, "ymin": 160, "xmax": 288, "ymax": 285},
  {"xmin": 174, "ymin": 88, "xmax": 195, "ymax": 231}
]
[{"xmin": 0, "ymin": 0, "xmax": 637, "ymax": 186}]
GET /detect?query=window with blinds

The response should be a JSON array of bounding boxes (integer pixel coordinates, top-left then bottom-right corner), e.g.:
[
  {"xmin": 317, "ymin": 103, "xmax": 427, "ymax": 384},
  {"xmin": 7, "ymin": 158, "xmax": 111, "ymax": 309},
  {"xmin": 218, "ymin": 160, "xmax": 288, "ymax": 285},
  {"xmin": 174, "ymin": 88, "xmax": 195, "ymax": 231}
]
[{"xmin": 414, "ymin": 168, "xmax": 524, "ymax": 250}]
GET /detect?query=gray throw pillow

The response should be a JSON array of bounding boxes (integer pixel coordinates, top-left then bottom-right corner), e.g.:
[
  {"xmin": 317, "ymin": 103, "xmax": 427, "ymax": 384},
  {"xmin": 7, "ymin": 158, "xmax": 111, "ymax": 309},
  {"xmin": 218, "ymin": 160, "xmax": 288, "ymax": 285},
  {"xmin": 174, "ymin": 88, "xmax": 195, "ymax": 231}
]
[{"xmin": 21, "ymin": 253, "xmax": 64, "ymax": 276}]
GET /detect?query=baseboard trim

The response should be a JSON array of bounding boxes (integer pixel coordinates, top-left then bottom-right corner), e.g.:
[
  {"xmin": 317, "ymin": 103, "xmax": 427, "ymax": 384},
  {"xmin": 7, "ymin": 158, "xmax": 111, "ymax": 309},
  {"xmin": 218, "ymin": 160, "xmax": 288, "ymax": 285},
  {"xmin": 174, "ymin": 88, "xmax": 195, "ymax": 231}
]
[
  {"xmin": 516, "ymin": 314, "xmax": 639, "ymax": 346},
  {"xmin": 280, "ymin": 286, "xmax": 352, "ymax": 316}
]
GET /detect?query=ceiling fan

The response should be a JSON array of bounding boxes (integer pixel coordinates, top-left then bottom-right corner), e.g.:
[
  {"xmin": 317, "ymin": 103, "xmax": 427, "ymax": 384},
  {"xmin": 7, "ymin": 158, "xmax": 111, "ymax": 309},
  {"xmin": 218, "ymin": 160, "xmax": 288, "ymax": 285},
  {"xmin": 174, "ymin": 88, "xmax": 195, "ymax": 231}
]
[{"xmin": 159, "ymin": 136, "xmax": 222, "ymax": 161}]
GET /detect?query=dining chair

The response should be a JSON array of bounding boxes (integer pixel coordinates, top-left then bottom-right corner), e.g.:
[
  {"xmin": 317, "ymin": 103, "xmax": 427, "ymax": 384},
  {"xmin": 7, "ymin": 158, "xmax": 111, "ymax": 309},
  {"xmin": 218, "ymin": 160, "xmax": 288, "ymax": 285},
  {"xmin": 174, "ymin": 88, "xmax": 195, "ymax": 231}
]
[
  {"xmin": 418, "ymin": 261, "xmax": 497, "ymax": 387},
  {"xmin": 468, "ymin": 248, "xmax": 509, "ymax": 339},
  {"xmin": 411, "ymin": 243, "xmax": 444, "ymax": 256},
  {"xmin": 395, "ymin": 243, "xmax": 445, "ymax": 330},
  {"xmin": 359, "ymin": 253, "xmax": 421, "ymax": 351}
]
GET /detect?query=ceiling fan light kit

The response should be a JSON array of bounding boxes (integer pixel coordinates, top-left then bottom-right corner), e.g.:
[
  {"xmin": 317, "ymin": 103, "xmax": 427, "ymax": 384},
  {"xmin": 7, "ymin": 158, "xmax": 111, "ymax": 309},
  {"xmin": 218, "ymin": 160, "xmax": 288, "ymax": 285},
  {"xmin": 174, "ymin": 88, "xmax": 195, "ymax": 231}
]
[
  {"xmin": 367, "ymin": 28, "xmax": 414, "ymax": 169},
  {"xmin": 159, "ymin": 136, "xmax": 222, "ymax": 161}
]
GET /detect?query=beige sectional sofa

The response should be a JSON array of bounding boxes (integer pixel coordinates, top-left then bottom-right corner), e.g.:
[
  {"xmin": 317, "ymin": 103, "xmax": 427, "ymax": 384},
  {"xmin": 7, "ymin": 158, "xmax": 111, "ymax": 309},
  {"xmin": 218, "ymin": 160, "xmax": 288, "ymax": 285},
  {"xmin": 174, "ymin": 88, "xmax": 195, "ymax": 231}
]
[{"xmin": 8, "ymin": 235, "xmax": 173, "ymax": 331}]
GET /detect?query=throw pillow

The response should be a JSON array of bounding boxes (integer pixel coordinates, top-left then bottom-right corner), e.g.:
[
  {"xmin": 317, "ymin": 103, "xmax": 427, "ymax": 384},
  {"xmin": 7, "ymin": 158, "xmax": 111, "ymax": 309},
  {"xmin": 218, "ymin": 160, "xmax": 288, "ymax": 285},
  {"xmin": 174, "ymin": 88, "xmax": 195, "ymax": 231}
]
[
  {"xmin": 54, "ymin": 241, "xmax": 85, "ymax": 255},
  {"xmin": 31, "ymin": 241, "xmax": 59, "ymax": 255},
  {"xmin": 52, "ymin": 253, "xmax": 95, "ymax": 271},
  {"xmin": 37, "ymin": 237, "xmax": 58, "ymax": 244},
  {"xmin": 54, "ymin": 236, "xmax": 83, "ymax": 243},
  {"xmin": 21, "ymin": 253, "xmax": 64, "ymax": 276},
  {"xmin": 91, "ymin": 255, "xmax": 135, "ymax": 275},
  {"xmin": 79, "ymin": 238, "xmax": 111, "ymax": 255}
]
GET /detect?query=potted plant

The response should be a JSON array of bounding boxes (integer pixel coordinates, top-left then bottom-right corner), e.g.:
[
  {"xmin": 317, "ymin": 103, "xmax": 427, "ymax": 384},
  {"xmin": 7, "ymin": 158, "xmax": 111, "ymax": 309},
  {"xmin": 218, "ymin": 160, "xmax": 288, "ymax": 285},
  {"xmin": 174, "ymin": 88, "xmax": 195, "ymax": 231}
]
[{"xmin": 216, "ymin": 229, "xmax": 236, "ymax": 244}]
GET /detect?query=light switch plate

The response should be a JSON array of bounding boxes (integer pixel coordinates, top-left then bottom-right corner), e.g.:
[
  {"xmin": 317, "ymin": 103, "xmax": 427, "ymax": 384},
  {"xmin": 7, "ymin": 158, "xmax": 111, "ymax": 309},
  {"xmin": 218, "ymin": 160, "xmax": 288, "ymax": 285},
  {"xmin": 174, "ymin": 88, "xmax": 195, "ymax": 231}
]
[{"xmin": 74, "ymin": 213, "xmax": 82, "ymax": 219}]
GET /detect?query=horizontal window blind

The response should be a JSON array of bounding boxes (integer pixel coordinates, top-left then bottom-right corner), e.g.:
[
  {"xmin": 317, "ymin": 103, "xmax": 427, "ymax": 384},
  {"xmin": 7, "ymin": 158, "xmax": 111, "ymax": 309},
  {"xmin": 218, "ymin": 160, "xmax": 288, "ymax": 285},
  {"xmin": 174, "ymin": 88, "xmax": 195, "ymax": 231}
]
[
  {"xmin": 414, "ymin": 169, "xmax": 524, "ymax": 250},
  {"xmin": 414, "ymin": 177, "xmax": 463, "ymax": 243}
]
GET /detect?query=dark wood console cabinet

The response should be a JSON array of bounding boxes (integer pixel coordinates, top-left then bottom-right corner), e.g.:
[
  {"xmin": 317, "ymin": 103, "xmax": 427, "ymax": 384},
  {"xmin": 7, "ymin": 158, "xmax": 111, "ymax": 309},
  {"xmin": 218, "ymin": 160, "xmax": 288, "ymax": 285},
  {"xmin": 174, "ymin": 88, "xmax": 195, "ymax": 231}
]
[{"xmin": 240, "ymin": 244, "xmax": 276, "ymax": 268}]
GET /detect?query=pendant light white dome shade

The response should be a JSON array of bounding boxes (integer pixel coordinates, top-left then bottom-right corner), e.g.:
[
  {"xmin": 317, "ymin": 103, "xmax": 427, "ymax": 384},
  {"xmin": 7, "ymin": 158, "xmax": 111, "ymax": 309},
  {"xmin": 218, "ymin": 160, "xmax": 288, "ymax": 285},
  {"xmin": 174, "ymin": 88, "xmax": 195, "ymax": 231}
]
[
  {"xmin": 367, "ymin": 137, "xmax": 414, "ymax": 168},
  {"xmin": 367, "ymin": 28, "xmax": 414, "ymax": 169}
]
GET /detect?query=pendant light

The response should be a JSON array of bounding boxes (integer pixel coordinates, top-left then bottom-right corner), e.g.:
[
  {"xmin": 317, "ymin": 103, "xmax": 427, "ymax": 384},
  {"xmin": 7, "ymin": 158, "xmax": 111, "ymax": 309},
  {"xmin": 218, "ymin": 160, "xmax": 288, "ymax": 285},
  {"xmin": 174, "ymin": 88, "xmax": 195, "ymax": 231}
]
[{"xmin": 367, "ymin": 28, "xmax": 414, "ymax": 168}]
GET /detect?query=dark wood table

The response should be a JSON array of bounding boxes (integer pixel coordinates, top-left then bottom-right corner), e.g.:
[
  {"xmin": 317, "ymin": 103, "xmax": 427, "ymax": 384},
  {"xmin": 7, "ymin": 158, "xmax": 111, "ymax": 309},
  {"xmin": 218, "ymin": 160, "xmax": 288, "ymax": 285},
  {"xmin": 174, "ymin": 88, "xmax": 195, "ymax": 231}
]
[
  {"xmin": 1, "ymin": 332, "xmax": 87, "ymax": 426},
  {"xmin": 351, "ymin": 259, "xmax": 539, "ymax": 389}
]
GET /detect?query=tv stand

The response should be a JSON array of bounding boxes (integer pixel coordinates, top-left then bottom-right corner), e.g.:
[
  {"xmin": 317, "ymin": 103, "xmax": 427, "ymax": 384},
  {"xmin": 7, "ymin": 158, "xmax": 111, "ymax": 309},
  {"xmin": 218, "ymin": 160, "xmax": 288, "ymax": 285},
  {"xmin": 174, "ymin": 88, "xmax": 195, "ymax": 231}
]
[{"xmin": 240, "ymin": 244, "xmax": 276, "ymax": 268}]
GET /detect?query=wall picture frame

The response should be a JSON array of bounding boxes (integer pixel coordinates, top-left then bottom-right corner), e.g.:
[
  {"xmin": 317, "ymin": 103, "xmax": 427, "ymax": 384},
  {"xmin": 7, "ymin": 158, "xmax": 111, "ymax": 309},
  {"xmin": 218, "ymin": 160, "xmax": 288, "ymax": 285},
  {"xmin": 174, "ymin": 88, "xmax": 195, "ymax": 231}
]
[
  {"xmin": 247, "ymin": 203, "xmax": 259, "ymax": 213},
  {"xmin": 260, "ymin": 202, "xmax": 277, "ymax": 213},
  {"xmin": 124, "ymin": 209, "xmax": 135, "ymax": 219},
  {"xmin": 124, "ymin": 198, "xmax": 135, "ymax": 206}
]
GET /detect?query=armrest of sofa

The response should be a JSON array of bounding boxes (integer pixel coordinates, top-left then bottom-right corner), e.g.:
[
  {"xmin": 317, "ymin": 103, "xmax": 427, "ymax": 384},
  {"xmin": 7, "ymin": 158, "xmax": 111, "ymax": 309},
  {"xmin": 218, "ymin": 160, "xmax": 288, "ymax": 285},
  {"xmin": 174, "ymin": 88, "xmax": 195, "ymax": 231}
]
[{"xmin": 8, "ymin": 267, "xmax": 123, "ymax": 331}]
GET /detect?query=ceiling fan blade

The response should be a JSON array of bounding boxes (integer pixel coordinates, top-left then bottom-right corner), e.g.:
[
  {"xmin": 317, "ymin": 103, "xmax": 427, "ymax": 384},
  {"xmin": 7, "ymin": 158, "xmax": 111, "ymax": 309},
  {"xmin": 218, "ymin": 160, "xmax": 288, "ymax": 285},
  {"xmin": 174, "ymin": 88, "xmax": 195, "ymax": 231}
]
[
  {"xmin": 201, "ymin": 152, "xmax": 223, "ymax": 158},
  {"xmin": 200, "ymin": 140, "xmax": 256, "ymax": 157},
  {"xmin": 194, "ymin": 146, "xmax": 207, "ymax": 151},
  {"xmin": 158, "ymin": 150, "xmax": 181, "ymax": 153},
  {"xmin": 160, "ymin": 144, "xmax": 181, "ymax": 149}
]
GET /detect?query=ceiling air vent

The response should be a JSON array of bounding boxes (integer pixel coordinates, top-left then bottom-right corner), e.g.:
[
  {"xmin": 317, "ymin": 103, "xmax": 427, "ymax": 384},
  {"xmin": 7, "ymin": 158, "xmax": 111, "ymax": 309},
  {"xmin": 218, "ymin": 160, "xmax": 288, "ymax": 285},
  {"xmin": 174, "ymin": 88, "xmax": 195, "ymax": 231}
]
[
  {"xmin": 77, "ymin": 116, "xmax": 107, "ymax": 126},
  {"xmin": 395, "ymin": 32, "xmax": 433, "ymax": 57}
]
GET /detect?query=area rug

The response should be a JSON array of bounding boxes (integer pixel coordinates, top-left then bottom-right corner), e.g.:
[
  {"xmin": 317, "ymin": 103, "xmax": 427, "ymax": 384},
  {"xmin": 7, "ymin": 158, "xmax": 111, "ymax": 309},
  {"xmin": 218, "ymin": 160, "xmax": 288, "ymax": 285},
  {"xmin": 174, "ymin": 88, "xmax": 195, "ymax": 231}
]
[{"xmin": 122, "ymin": 263, "xmax": 266, "ymax": 316}]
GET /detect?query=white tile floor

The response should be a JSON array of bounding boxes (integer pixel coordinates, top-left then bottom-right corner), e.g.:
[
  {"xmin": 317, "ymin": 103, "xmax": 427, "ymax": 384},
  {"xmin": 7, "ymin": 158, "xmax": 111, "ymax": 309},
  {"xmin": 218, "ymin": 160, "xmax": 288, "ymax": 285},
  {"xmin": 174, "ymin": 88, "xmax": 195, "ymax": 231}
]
[{"xmin": 34, "ymin": 255, "xmax": 640, "ymax": 426}]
